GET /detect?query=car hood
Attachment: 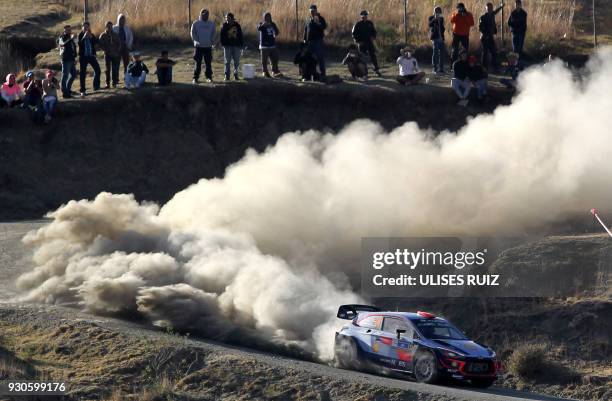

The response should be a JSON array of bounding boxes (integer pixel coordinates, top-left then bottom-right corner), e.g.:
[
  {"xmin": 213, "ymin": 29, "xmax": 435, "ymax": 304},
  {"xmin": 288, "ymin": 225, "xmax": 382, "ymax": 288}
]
[{"xmin": 433, "ymin": 339, "xmax": 492, "ymax": 357}]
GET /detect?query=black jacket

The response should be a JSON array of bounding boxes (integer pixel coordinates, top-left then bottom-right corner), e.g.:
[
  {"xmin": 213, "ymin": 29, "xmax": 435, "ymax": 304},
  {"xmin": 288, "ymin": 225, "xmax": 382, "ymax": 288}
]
[
  {"xmin": 127, "ymin": 60, "xmax": 149, "ymax": 77},
  {"xmin": 78, "ymin": 31, "xmax": 99, "ymax": 57},
  {"xmin": 220, "ymin": 21, "xmax": 244, "ymax": 47},
  {"xmin": 479, "ymin": 7, "xmax": 502, "ymax": 36},
  {"xmin": 352, "ymin": 20, "xmax": 376, "ymax": 43},
  {"xmin": 508, "ymin": 8, "xmax": 527, "ymax": 34},
  {"xmin": 452, "ymin": 60, "xmax": 470, "ymax": 80},
  {"xmin": 468, "ymin": 64, "xmax": 488, "ymax": 81},
  {"xmin": 428, "ymin": 15, "xmax": 445, "ymax": 40},
  {"xmin": 58, "ymin": 33, "xmax": 77, "ymax": 61},
  {"xmin": 304, "ymin": 15, "xmax": 327, "ymax": 42}
]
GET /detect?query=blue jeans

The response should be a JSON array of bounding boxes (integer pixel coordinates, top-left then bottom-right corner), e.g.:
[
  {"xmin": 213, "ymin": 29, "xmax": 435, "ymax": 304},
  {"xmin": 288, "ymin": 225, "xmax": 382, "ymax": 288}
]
[
  {"xmin": 307, "ymin": 39, "xmax": 326, "ymax": 77},
  {"xmin": 432, "ymin": 39, "xmax": 445, "ymax": 72},
  {"xmin": 512, "ymin": 32, "xmax": 525, "ymax": 57},
  {"xmin": 473, "ymin": 79, "xmax": 488, "ymax": 99},
  {"xmin": 79, "ymin": 55, "xmax": 101, "ymax": 92},
  {"xmin": 157, "ymin": 67, "xmax": 172, "ymax": 85},
  {"xmin": 223, "ymin": 46, "xmax": 242, "ymax": 77},
  {"xmin": 43, "ymin": 95, "xmax": 57, "ymax": 116},
  {"xmin": 61, "ymin": 60, "xmax": 76, "ymax": 96}
]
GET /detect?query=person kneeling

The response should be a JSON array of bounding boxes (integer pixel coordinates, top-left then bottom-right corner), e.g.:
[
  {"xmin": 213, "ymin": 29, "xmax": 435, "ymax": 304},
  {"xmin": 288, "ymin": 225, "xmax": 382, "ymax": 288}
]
[
  {"xmin": 155, "ymin": 50, "xmax": 175, "ymax": 86},
  {"xmin": 342, "ymin": 44, "xmax": 368, "ymax": 80},
  {"xmin": 396, "ymin": 48, "xmax": 424, "ymax": 86},
  {"xmin": 125, "ymin": 52, "xmax": 149, "ymax": 89},
  {"xmin": 294, "ymin": 43, "xmax": 318, "ymax": 82},
  {"xmin": 42, "ymin": 70, "xmax": 59, "ymax": 124}
]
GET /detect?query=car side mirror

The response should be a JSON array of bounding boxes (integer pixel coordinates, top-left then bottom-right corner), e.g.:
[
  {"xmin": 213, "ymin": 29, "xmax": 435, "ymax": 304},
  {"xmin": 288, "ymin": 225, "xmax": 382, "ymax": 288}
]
[{"xmin": 396, "ymin": 329, "xmax": 406, "ymax": 340}]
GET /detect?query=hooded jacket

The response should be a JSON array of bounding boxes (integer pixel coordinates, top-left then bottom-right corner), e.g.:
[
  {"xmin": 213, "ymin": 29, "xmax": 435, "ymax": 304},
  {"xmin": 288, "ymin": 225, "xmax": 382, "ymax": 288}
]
[
  {"xmin": 191, "ymin": 16, "xmax": 216, "ymax": 48},
  {"xmin": 428, "ymin": 14, "xmax": 445, "ymax": 40},
  {"xmin": 1, "ymin": 74, "xmax": 23, "ymax": 102},
  {"xmin": 220, "ymin": 20, "xmax": 244, "ymax": 47},
  {"xmin": 113, "ymin": 14, "xmax": 134, "ymax": 50},
  {"xmin": 258, "ymin": 13, "xmax": 279, "ymax": 49}
]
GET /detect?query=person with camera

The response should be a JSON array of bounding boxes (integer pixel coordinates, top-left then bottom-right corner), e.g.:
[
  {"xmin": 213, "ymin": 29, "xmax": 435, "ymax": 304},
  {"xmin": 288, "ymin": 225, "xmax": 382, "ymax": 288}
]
[
  {"xmin": 304, "ymin": 4, "xmax": 328, "ymax": 79},
  {"xmin": 428, "ymin": 6, "xmax": 446, "ymax": 74},
  {"xmin": 508, "ymin": 0, "xmax": 528, "ymax": 62},
  {"xmin": 57, "ymin": 25, "xmax": 77, "ymax": 98},
  {"xmin": 479, "ymin": 2, "xmax": 504, "ymax": 71},
  {"xmin": 450, "ymin": 3, "xmax": 474, "ymax": 64},
  {"xmin": 77, "ymin": 21, "xmax": 101, "ymax": 97},
  {"xmin": 352, "ymin": 10, "xmax": 381, "ymax": 77}
]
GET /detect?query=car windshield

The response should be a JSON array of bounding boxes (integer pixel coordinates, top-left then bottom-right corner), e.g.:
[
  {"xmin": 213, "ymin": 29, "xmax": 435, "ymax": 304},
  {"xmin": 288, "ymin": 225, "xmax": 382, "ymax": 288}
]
[{"xmin": 414, "ymin": 320, "xmax": 467, "ymax": 340}]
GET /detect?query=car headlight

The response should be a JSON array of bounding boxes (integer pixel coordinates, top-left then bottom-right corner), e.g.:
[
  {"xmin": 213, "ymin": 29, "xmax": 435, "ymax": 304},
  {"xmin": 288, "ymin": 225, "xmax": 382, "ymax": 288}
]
[{"xmin": 440, "ymin": 349, "xmax": 464, "ymax": 359}]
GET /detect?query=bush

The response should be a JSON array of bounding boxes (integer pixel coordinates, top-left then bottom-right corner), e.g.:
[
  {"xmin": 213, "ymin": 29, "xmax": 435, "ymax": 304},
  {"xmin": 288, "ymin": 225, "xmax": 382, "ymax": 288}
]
[{"xmin": 507, "ymin": 343, "xmax": 549, "ymax": 380}]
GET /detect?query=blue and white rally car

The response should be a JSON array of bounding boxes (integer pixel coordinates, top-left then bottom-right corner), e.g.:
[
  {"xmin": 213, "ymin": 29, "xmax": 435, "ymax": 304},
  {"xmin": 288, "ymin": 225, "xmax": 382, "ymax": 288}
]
[{"xmin": 334, "ymin": 305, "xmax": 502, "ymax": 387}]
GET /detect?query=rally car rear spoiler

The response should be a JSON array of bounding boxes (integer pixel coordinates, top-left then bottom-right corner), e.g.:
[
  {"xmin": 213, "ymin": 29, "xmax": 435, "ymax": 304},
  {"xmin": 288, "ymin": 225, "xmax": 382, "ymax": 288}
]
[{"xmin": 337, "ymin": 304, "xmax": 381, "ymax": 320}]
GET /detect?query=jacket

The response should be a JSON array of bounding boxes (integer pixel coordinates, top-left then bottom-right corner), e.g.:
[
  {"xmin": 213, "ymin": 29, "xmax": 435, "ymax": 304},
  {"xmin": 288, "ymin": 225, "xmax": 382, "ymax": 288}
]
[
  {"xmin": 58, "ymin": 33, "xmax": 77, "ymax": 61},
  {"xmin": 304, "ymin": 15, "xmax": 327, "ymax": 42},
  {"xmin": 78, "ymin": 31, "xmax": 98, "ymax": 57},
  {"xmin": 468, "ymin": 64, "xmax": 488, "ymax": 81},
  {"xmin": 42, "ymin": 78, "xmax": 59, "ymax": 98},
  {"xmin": 220, "ymin": 21, "xmax": 244, "ymax": 47},
  {"xmin": 452, "ymin": 60, "xmax": 470, "ymax": 80},
  {"xmin": 508, "ymin": 8, "xmax": 528, "ymax": 34},
  {"xmin": 99, "ymin": 30, "xmax": 121, "ymax": 58},
  {"xmin": 1, "ymin": 75, "xmax": 22, "ymax": 102},
  {"xmin": 428, "ymin": 15, "xmax": 445, "ymax": 40},
  {"xmin": 258, "ymin": 21, "xmax": 279, "ymax": 48},
  {"xmin": 127, "ymin": 60, "xmax": 149, "ymax": 77},
  {"xmin": 450, "ymin": 11, "xmax": 474, "ymax": 36},
  {"xmin": 191, "ymin": 19, "xmax": 216, "ymax": 48},
  {"xmin": 112, "ymin": 14, "xmax": 134, "ymax": 49},
  {"xmin": 479, "ymin": 7, "xmax": 502, "ymax": 37},
  {"xmin": 352, "ymin": 20, "xmax": 376, "ymax": 43}
]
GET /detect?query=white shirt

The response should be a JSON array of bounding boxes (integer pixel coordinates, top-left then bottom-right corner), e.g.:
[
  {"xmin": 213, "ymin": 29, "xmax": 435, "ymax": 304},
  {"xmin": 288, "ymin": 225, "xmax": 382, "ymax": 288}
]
[{"xmin": 397, "ymin": 56, "xmax": 420, "ymax": 76}]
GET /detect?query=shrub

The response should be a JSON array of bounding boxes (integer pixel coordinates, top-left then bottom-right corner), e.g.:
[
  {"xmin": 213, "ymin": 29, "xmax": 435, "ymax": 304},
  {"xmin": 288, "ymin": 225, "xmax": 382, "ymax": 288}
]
[{"xmin": 507, "ymin": 343, "xmax": 549, "ymax": 380}]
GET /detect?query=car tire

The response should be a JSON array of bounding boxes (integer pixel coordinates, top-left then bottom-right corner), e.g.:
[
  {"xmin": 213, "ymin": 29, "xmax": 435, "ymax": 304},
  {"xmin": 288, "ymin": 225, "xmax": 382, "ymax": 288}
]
[
  {"xmin": 334, "ymin": 337, "xmax": 362, "ymax": 371},
  {"xmin": 471, "ymin": 378, "xmax": 496, "ymax": 388},
  {"xmin": 413, "ymin": 352, "xmax": 440, "ymax": 384}
]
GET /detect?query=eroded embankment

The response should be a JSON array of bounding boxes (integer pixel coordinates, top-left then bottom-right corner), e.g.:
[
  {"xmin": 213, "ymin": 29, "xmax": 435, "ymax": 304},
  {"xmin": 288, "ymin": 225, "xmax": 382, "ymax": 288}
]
[{"xmin": 0, "ymin": 83, "xmax": 510, "ymax": 220}]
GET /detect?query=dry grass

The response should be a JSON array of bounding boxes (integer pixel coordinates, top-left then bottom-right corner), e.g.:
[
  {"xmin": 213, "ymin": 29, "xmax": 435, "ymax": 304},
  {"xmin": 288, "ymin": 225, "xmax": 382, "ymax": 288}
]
[{"xmin": 63, "ymin": 0, "xmax": 576, "ymax": 49}]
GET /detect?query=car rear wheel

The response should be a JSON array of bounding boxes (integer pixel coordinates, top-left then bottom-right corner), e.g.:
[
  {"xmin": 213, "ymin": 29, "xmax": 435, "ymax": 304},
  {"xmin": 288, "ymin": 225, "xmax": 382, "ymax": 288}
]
[
  {"xmin": 471, "ymin": 378, "xmax": 496, "ymax": 388},
  {"xmin": 334, "ymin": 337, "xmax": 361, "ymax": 371},
  {"xmin": 414, "ymin": 352, "xmax": 440, "ymax": 384}
]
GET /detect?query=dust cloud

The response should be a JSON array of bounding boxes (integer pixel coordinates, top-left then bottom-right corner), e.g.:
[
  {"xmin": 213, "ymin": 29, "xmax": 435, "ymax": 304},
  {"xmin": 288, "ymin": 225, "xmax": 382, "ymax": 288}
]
[{"xmin": 16, "ymin": 48, "xmax": 612, "ymax": 360}]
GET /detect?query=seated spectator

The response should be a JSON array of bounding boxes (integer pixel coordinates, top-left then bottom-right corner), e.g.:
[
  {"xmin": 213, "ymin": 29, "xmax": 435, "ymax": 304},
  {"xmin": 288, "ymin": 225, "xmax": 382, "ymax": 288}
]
[
  {"xmin": 294, "ymin": 43, "xmax": 318, "ymax": 82},
  {"xmin": 22, "ymin": 71, "xmax": 42, "ymax": 109},
  {"xmin": 342, "ymin": 44, "xmax": 368, "ymax": 80},
  {"xmin": 41, "ymin": 70, "xmax": 59, "ymax": 124},
  {"xmin": 500, "ymin": 52, "xmax": 520, "ymax": 90},
  {"xmin": 396, "ymin": 48, "xmax": 425, "ymax": 86},
  {"xmin": 155, "ymin": 50, "xmax": 176, "ymax": 86},
  {"xmin": 1, "ymin": 74, "xmax": 23, "ymax": 107},
  {"xmin": 451, "ymin": 52, "xmax": 471, "ymax": 106},
  {"xmin": 467, "ymin": 55, "xmax": 488, "ymax": 101},
  {"xmin": 125, "ymin": 52, "xmax": 149, "ymax": 89}
]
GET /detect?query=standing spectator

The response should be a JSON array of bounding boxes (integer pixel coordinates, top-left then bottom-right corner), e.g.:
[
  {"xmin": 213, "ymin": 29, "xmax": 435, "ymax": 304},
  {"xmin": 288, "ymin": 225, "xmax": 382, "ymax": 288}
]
[
  {"xmin": 220, "ymin": 13, "xmax": 244, "ymax": 81},
  {"xmin": 428, "ymin": 6, "xmax": 446, "ymax": 74},
  {"xmin": 191, "ymin": 9, "xmax": 216, "ymax": 84},
  {"xmin": 500, "ymin": 52, "xmax": 520, "ymax": 90},
  {"xmin": 450, "ymin": 3, "xmax": 474, "ymax": 64},
  {"xmin": 57, "ymin": 25, "xmax": 77, "ymax": 98},
  {"xmin": 99, "ymin": 21, "xmax": 121, "ymax": 89},
  {"xmin": 396, "ymin": 48, "xmax": 425, "ymax": 86},
  {"xmin": 113, "ymin": 14, "xmax": 134, "ymax": 73},
  {"xmin": 342, "ymin": 44, "xmax": 368, "ymax": 80},
  {"xmin": 467, "ymin": 55, "xmax": 488, "ymax": 101},
  {"xmin": 22, "ymin": 71, "xmax": 42, "ymax": 109},
  {"xmin": 125, "ymin": 52, "xmax": 148, "ymax": 89},
  {"xmin": 451, "ymin": 52, "xmax": 471, "ymax": 106},
  {"xmin": 0, "ymin": 74, "xmax": 23, "ymax": 107},
  {"xmin": 352, "ymin": 10, "xmax": 381, "ymax": 77},
  {"xmin": 41, "ymin": 70, "xmax": 59, "ymax": 124},
  {"xmin": 78, "ymin": 21, "xmax": 101, "ymax": 96},
  {"xmin": 294, "ymin": 43, "xmax": 318, "ymax": 82},
  {"xmin": 304, "ymin": 4, "xmax": 328, "ymax": 79},
  {"xmin": 258, "ymin": 12, "xmax": 282, "ymax": 78},
  {"xmin": 508, "ymin": 0, "xmax": 527, "ymax": 61},
  {"xmin": 155, "ymin": 50, "xmax": 175, "ymax": 86},
  {"xmin": 479, "ymin": 2, "xmax": 504, "ymax": 71}
]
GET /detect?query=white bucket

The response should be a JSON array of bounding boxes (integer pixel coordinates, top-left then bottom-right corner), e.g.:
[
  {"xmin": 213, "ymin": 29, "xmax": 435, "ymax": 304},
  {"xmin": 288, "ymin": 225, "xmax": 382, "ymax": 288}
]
[{"xmin": 243, "ymin": 64, "xmax": 256, "ymax": 79}]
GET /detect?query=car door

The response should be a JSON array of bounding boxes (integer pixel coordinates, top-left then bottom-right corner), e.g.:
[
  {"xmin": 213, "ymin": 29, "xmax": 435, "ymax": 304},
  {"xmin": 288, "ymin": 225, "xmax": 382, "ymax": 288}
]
[
  {"xmin": 381, "ymin": 317, "xmax": 417, "ymax": 371},
  {"xmin": 353, "ymin": 315, "xmax": 383, "ymax": 361}
]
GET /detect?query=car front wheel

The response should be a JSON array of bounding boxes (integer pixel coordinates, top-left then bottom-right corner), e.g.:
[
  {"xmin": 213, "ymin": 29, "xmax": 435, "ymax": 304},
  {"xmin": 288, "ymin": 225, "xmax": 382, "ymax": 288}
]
[
  {"xmin": 334, "ymin": 337, "xmax": 361, "ymax": 371},
  {"xmin": 414, "ymin": 352, "xmax": 440, "ymax": 384}
]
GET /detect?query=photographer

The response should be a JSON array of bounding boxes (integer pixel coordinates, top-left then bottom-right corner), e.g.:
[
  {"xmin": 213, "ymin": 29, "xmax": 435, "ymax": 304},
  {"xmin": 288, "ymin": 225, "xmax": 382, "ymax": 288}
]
[
  {"xmin": 57, "ymin": 25, "xmax": 77, "ymax": 98},
  {"xmin": 428, "ymin": 6, "xmax": 446, "ymax": 74},
  {"xmin": 479, "ymin": 2, "xmax": 504, "ymax": 71},
  {"xmin": 304, "ymin": 4, "xmax": 328, "ymax": 79},
  {"xmin": 450, "ymin": 3, "xmax": 474, "ymax": 64},
  {"xmin": 352, "ymin": 10, "xmax": 381, "ymax": 77},
  {"xmin": 77, "ymin": 21, "xmax": 101, "ymax": 96}
]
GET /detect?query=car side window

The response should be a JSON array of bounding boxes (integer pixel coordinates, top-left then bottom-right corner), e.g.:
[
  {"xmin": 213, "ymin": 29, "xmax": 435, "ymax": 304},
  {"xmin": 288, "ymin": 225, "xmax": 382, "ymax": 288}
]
[
  {"xmin": 358, "ymin": 316, "xmax": 382, "ymax": 330},
  {"xmin": 382, "ymin": 317, "xmax": 414, "ymax": 338}
]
